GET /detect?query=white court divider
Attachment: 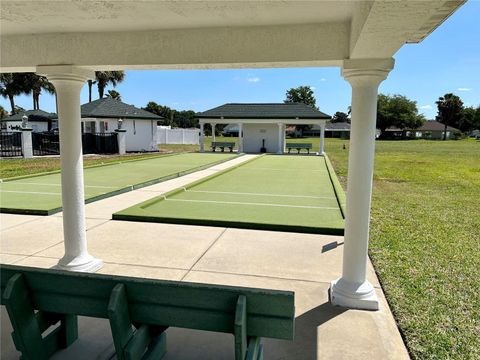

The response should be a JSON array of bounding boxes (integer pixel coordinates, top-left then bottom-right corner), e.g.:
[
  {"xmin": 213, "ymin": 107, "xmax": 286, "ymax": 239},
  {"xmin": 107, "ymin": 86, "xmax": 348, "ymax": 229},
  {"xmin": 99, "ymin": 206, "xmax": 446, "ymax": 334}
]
[{"xmin": 157, "ymin": 127, "xmax": 199, "ymax": 145}]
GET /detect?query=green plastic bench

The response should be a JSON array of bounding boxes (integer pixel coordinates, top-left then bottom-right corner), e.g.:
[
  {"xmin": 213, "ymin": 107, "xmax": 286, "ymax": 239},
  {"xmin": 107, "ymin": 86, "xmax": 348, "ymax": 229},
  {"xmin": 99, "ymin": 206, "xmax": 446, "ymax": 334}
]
[
  {"xmin": 286, "ymin": 143, "xmax": 313, "ymax": 154},
  {"xmin": 0, "ymin": 264, "xmax": 294, "ymax": 360},
  {"xmin": 211, "ymin": 141, "xmax": 235, "ymax": 152}
]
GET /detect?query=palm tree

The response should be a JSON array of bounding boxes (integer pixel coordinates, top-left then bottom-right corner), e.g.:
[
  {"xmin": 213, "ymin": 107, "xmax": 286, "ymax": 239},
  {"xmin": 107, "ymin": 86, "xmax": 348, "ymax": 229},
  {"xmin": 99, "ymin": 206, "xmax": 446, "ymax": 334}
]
[
  {"xmin": 106, "ymin": 89, "xmax": 121, "ymax": 101},
  {"xmin": 87, "ymin": 80, "xmax": 96, "ymax": 102},
  {"xmin": 436, "ymin": 93, "xmax": 464, "ymax": 140},
  {"xmin": 0, "ymin": 73, "xmax": 25, "ymax": 114},
  {"xmin": 23, "ymin": 73, "xmax": 55, "ymax": 110},
  {"xmin": 95, "ymin": 71, "xmax": 125, "ymax": 99}
]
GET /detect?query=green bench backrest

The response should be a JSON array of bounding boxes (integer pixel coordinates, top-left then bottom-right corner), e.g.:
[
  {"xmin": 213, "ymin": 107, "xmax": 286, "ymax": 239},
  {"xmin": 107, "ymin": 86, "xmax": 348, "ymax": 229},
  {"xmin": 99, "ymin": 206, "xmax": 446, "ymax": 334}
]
[
  {"xmin": 212, "ymin": 142, "xmax": 235, "ymax": 147},
  {"xmin": 286, "ymin": 143, "xmax": 312, "ymax": 148},
  {"xmin": 0, "ymin": 265, "xmax": 294, "ymax": 340}
]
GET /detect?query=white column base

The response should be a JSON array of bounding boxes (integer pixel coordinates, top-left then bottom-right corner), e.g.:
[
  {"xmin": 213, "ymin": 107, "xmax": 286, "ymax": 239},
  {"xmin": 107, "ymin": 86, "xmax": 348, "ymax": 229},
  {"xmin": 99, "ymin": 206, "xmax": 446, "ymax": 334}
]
[
  {"xmin": 330, "ymin": 278, "xmax": 379, "ymax": 310},
  {"xmin": 56, "ymin": 255, "xmax": 103, "ymax": 273}
]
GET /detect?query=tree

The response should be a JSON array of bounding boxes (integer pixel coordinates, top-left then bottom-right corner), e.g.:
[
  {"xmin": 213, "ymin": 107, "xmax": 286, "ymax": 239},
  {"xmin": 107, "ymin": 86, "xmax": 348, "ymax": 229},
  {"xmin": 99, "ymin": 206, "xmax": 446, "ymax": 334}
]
[
  {"xmin": 107, "ymin": 90, "xmax": 122, "ymax": 101},
  {"xmin": 0, "ymin": 73, "xmax": 26, "ymax": 114},
  {"xmin": 174, "ymin": 110, "xmax": 197, "ymax": 128},
  {"xmin": 461, "ymin": 106, "xmax": 480, "ymax": 132},
  {"xmin": 0, "ymin": 105, "xmax": 8, "ymax": 119},
  {"xmin": 143, "ymin": 101, "xmax": 176, "ymax": 126},
  {"xmin": 22, "ymin": 73, "xmax": 55, "ymax": 110},
  {"xmin": 285, "ymin": 86, "xmax": 318, "ymax": 133},
  {"xmin": 87, "ymin": 80, "xmax": 95, "ymax": 102},
  {"xmin": 376, "ymin": 94, "xmax": 425, "ymax": 139},
  {"xmin": 143, "ymin": 102, "xmax": 199, "ymax": 128},
  {"xmin": 436, "ymin": 93, "xmax": 464, "ymax": 140},
  {"xmin": 95, "ymin": 71, "xmax": 125, "ymax": 99},
  {"xmin": 331, "ymin": 111, "xmax": 350, "ymax": 123},
  {"xmin": 284, "ymin": 86, "xmax": 318, "ymax": 109}
]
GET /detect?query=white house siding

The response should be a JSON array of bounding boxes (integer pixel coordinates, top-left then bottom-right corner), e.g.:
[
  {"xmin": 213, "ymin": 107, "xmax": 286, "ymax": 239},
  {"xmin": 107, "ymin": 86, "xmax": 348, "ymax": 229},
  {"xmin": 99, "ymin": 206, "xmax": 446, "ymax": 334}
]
[
  {"xmin": 242, "ymin": 123, "xmax": 279, "ymax": 153},
  {"xmin": 122, "ymin": 119, "xmax": 157, "ymax": 152},
  {"xmin": 2, "ymin": 121, "xmax": 49, "ymax": 132},
  {"xmin": 80, "ymin": 117, "xmax": 157, "ymax": 152}
]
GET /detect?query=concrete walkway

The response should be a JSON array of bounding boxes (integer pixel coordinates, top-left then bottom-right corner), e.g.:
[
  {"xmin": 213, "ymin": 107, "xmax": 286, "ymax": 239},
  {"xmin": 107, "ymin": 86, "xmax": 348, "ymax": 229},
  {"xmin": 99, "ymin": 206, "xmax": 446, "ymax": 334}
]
[{"xmin": 0, "ymin": 154, "xmax": 409, "ymax": 359}]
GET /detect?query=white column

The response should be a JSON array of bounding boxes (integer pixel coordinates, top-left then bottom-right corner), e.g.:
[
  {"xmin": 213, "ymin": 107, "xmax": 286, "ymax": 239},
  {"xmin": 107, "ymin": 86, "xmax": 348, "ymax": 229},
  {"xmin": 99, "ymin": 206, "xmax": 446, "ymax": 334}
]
[
  {"xmin": 211, "ymin": 123, "xmax": 216, "ymax": 142},
  {"xmin": 238, "ymin": 123, "xmax": 244, "ymax": 153},
  {"xmin": 283, "ymin": 124, "xmax": 287, "ymax": 153},
  {"xmin": 319, "ymin": 121, "xmax": 326, "ymax": 155},
  {"xmin": 21, "ymin": 128, "xmax": 33, "ymax": 159},
  {"xmin": 277, "ymin": 123, "xmax": 283, "ymax": 154},
  {"xmin": 330, "ymin": 59, "xmax": 394, "ymax": 310},
  {"xmin": 115, "ymin": 129, "xmax": 127, "ymax": 155},
  {"xmin": 199, "ymin": 122, "xmax": 205, "ymax": 152},
  {"xmin": 39, "ymin": 65, "xmax": 103, "ymax": 272}
]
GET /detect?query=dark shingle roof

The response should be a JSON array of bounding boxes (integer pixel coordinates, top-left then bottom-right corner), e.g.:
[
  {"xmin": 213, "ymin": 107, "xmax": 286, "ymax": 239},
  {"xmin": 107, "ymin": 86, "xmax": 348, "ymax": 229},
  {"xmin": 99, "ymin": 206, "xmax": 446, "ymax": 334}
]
[
  {"xmin": 196, "ymin": 103, "xmax": 330, "ymax": 119},
  {"xmin": 1, "ymin": 109, "xmax": 57, "ymax": 122},
  {"xmin": 81, "ymin": 97, "xmax": 163, "ymax": 120},
  {"xmin": 418, "ymin": 120, "xmax": 458, "ymax": 132},
  {"xmin": 325, "ymin": 122, "xmax": 351, "ymax": 131}
]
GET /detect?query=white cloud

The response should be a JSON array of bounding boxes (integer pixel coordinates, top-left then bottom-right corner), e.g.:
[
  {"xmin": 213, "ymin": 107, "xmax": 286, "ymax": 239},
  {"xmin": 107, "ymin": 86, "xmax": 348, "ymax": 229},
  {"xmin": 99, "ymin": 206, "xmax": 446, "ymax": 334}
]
[
  {"xmin": 457, "ymin": 87, "xmax": 472, "ymax": 91},
  {"xmin": 311, "ymin": 86, "xmax": 316, "ymax": 91},
  {"xmin": 420, "ymin": 104, "xmax": 433, "ymax": 110},
  {"xmin": 247, "ymin": 77, "xmax": 260, "ymax": 83},
  {"xmin": 319, "ymin": 78, "xmax": 327, "ymax": 82}
]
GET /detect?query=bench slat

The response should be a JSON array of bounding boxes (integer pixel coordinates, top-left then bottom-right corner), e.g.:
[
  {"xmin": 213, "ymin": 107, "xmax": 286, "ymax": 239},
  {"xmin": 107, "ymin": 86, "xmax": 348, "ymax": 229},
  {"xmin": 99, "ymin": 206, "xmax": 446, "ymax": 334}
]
[
  {"xmin": 286, "ymin": 143, "xmax": 312, "ymax": 148},
  {"xmin": 1, "ymin": 265, "xmax": 294, "ymax": 340},
  {"xmin": 212, "ymin": 142, "xmax": 235, "ymax": 146}
]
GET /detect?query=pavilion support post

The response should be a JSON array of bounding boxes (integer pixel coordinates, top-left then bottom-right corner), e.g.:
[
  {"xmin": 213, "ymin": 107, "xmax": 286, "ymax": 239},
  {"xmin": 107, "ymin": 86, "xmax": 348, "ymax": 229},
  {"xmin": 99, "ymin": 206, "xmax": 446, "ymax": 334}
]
[
  {"xmin": 199, "ymin": 122, "xmax": 205, "ymax": 152},
  {"xmin": 39, "ymin": 65, "xmax": 103, "ymax": 273},
  {"xmin": 319, "ymin": 121, "xmax": 326, "ymax": 155},
  {"xmin": 330, "ymin": 59, "xmax": 394, "ymax": 310},
  {"xmin": 277, "ymin": 123, "xmax": 283, "ymax": 154},
  {"xmin": 21, "ymin": 127, "xmax": 33, "ymax": 159},
  {"xmin": 238, "ymin": 123, "xmax": 244, "ymax": 153},
  {"xmin": 211, "ymin": 123, "xmax": 216, "ymax": 142}
]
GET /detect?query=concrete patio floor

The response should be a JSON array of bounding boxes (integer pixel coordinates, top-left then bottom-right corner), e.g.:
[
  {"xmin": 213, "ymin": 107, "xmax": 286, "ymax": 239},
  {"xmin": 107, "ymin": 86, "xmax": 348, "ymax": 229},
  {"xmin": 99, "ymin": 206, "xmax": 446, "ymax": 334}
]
[{"xmin": 0, "ymin": 155, "xmax": 409, "ymax": 359}]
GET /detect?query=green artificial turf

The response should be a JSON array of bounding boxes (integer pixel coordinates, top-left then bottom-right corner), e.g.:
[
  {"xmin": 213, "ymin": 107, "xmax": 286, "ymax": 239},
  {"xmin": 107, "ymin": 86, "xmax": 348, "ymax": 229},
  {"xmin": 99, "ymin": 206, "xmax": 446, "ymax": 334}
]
[
  {"xmin": 0, "ymin": 153, "xmax": 237, "ymax": 215},
  {"xmin": 114, "ymin": 155, "xmax": 345, "ymax": 235}
]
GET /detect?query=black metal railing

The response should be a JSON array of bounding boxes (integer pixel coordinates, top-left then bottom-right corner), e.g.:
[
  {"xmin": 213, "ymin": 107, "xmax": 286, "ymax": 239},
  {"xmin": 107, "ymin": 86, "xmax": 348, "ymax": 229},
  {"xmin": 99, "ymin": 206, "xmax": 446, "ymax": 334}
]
[
  {"xmin": 32, "ymin": 132, "xmax": 60, "ymax": 156},
  {"xmin": 0, "ymin": 132, "xmax": 23, "ymax": 157},
  {"xmin": 82, "ymin": 132, "xmax": 118, "ymax": 154},
  {"xmin": 32, "ymin": 132, "xmax": 118, "ymax": 156}
]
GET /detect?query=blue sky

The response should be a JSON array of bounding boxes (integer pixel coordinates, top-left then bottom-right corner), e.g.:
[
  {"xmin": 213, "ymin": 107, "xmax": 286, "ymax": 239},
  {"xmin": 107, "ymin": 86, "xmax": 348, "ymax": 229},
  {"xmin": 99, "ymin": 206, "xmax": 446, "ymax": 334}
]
[{"xmin": 2, "ymin": 0, "xmax": 479, "ymax": 120}]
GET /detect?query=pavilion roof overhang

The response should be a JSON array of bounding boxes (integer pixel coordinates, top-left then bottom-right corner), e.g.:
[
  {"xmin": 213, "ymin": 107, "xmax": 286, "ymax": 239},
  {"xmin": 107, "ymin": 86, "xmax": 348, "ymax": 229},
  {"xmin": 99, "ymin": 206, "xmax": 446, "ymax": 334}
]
[{"xmin": 0, "ymin": 1, "xmax": 465, "ymax": 72}]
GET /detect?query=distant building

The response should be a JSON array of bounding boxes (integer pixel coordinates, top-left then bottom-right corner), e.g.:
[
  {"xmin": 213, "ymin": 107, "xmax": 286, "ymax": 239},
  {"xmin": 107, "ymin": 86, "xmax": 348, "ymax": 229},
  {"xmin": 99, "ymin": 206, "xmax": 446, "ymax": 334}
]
[
  {"xmin": 222, "ymin": 123, "xmax": 240, "ymax": 137},
  {"xmin": 303, "ymin": 122, "xmax": 351, "ymax": 139},
  {"xmin": 0, "ymin": 110, "xmax": 57, "ymax": 132},
  {"xmin": 80, "ymin": 98, "xmax": 163, "ymax": 152},
  {"xmin": 197, "ymin": 103, "xmax": 330, "ymax": 153},
  {"xmin": 414, "ymin": 120, "xmax": 459, "ymax": 139},
  {"xmin": 382, "ymin": 120, "xmax": 460, "ymax": 140}
]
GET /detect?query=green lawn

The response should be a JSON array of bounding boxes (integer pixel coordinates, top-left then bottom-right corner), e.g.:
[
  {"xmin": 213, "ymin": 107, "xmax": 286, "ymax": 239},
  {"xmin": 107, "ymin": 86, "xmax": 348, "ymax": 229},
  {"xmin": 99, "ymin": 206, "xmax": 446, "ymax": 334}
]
[
  {"xmin": 325, "ymin": 138, "xmax": 480, "ymax": 360},
  {"xmin": 114, "ymin": 155, "xmax": 345, "ymax": 235},
  {"xmin": 0, "ymin": 153, "xmax": 237, "ymax": 214},
  {"xmin": 0, "ymin": 136, "xmax": 236, "ymax": 179}
]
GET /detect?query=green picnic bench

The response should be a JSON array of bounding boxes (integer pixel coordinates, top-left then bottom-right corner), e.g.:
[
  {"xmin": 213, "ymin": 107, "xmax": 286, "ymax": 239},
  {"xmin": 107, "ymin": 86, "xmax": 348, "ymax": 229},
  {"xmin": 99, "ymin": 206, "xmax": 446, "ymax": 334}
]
[
  {"xmin": 0, "ymin": 264, "xmax": 294, "ymax": 360},
  {"xmin": 211, "ymin": 141, "xmax": 235, "ymax": 152},
  {"xmin": 286, "ymin": 143, "xmax": 313, "ymax": 154}
]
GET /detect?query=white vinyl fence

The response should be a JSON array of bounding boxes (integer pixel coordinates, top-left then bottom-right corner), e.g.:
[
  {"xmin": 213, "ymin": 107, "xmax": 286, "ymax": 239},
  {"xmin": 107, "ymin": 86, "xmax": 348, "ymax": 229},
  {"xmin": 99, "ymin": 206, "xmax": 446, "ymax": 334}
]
[{"xmin": 157, "ymin": 127, "xmax": 200, "ymax": 145}]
